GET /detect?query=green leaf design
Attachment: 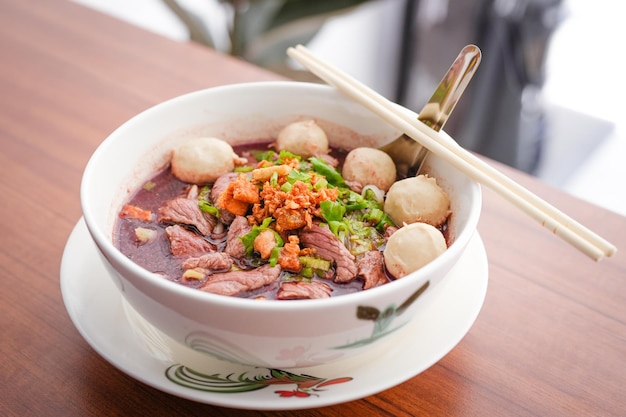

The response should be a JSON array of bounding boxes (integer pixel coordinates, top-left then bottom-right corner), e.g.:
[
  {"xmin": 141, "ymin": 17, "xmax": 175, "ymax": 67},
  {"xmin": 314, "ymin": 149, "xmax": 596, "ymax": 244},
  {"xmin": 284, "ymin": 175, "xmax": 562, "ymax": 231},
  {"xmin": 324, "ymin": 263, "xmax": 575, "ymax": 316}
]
[
  {"xmin": 165, "ymin": 364, "xmax": 353, "ymax": 396},
  {"xmin": 165, "ymin": 365, "xmax": 269, "ymax": 393}
]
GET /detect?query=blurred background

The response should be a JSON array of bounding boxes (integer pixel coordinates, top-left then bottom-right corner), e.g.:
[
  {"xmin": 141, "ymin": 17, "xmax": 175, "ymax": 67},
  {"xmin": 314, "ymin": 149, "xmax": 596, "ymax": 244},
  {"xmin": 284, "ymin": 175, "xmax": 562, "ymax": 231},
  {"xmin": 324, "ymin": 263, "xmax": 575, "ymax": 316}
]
[{"xmin": 73, "ymin": 0, "xmax": 626, "ymax": 216}]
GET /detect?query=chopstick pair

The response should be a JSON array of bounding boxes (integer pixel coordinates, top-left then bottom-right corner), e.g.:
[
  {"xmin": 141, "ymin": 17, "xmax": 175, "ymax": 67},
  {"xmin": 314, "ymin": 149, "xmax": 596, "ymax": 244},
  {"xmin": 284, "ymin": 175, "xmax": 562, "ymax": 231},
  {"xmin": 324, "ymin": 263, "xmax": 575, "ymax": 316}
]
[{"xmin": 287, "ymin": 44, "xmax": 617, "ymax": 261}]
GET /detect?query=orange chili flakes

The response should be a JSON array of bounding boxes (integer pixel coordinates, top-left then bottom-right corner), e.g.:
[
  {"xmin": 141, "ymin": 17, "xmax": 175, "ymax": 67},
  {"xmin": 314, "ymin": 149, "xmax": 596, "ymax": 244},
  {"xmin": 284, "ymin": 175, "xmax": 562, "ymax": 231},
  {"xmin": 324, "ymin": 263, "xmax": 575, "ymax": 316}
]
[
  {"xmin": 119, "ymin": 204, "xmax": 153, "ymax": 222},
  {"xmin": 278, "ymin": 235, "xmax": 303, "ymax": 271},
  {"xmin": 251, "ymin": 180, "xmax": 338, "ymax": 231},
  {"xmin": 217, "ymin": 175, "xmax": 258, "ymax": 216},
  {"xmin": 216, "ymin": 157, "xmax": 338, "ymax": 233},
  {"xmin": 232, "ymin": 175, "xmax": 260, "ymax": 204}
]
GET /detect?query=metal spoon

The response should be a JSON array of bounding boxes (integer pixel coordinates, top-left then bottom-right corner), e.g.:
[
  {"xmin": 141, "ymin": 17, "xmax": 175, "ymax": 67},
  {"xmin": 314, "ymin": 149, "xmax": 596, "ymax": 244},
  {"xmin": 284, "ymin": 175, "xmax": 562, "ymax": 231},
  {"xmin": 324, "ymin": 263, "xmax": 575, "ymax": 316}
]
[{"xmin": 380, "ymin": 44, "xmax": 481, "ymax": 177}]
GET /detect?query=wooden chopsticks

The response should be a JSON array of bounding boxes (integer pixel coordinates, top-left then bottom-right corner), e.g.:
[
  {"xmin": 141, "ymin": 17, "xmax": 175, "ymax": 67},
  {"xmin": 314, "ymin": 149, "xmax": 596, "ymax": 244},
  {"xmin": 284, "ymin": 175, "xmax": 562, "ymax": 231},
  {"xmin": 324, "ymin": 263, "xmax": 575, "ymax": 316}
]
[{"xmin": 287, "ymin": 44, "xmax": 617, "ymax": 261}]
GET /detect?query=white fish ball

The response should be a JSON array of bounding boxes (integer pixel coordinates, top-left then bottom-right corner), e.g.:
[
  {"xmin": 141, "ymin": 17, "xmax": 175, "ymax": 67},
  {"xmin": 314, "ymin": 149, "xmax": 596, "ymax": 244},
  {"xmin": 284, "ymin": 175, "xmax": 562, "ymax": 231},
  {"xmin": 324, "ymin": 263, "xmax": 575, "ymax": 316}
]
[
  {"xmin": 383, "ymin": 222, "xmax": 447, "ymax": 278},
  {"xmin": 384, "ymin": 175, "xmax": 450, "ymax": 227},
  {"xmin": 342, "ymin": 147, "xmax": 397, "ymax": 192},
  {"xmin": 275, "ymin": 120, "xmax": 329, "ymax": 158},
  {"xmin": 171, "ymin": 137, "xmax": 236, "ymax": 184}
]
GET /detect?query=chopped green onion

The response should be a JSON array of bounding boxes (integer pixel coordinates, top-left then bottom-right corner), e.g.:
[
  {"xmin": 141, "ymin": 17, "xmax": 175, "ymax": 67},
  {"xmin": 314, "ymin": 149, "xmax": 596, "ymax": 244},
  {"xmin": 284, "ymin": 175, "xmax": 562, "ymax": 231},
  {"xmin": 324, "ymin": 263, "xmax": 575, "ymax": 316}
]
[
  {"xmin": 198, "ymin": 200, "xmax": 220, "ymax": 217},
  {"xmin": 299, "ymin": 256, "xmax": 331, "ymax": 271},
  {"xmin": 253, "ymin": 150, "xmax": 277, "ymax": 162},
  {"xmin": 269, "ymin": 246, "xmax": 281, "ymax": 267},
  {"xmin": 320, "ymin": 200, "xmax": 346, "ymax": 222},
  {"xmin": 363, "ymin": 187, "xmax": 383, "ymax": 204},
  {"xmin": 377, "ymin": 213, "xmax": 396, "ymax": 231},
  {"xmin": 309, "ymin": 157, "xmax": 345, "ymax": 187},
  {"xmin": 287, "ymin": 169, "xmax": 311, "ymax": 184},
  {"xmin": 340, "ymin": 189, "xmax": 368, "ymax": 210},
  {"xmin": 328, "ymin": 220, "xmax": 350, "ymax": 241},
  {"xmin": 197, "ymin": 186, "xmax": 220, "ymax": 217},
  {"xmin": 313, "ymin": 177, "xmax": 328, "ymax": 189},
  {"xmin": 364, "ymin": 208, "xmax": 384, "ymax": 225},
  {"xmin": 278, "ymin": 149, "xmax": 301, "ymax": 162},
  {"xmin": 270, "ymin": 171, "xmax": 279, "ymax": 187}
]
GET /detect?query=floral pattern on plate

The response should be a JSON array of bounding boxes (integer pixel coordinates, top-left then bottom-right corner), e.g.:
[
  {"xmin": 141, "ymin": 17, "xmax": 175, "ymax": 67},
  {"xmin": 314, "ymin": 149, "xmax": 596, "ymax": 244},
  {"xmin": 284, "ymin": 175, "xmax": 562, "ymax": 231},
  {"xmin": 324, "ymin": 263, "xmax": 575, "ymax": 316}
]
[{"xmin": 166, "ymin": 365, "xmax": 352, "ymax": 398}]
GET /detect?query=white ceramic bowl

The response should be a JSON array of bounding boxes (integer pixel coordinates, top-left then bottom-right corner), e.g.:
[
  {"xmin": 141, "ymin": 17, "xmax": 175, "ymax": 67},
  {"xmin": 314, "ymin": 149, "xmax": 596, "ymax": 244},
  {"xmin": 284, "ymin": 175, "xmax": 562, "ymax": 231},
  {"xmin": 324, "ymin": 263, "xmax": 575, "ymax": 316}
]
[{"xmin": 81, "ymin": 81, "xmax": 481, "ymax": 368}]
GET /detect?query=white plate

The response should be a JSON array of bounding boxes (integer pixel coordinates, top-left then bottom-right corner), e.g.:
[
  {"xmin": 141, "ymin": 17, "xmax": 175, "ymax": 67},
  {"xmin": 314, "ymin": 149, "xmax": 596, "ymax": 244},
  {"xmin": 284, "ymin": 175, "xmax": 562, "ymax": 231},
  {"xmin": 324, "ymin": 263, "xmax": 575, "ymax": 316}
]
[{"xmin": 60, "ymin": 218, "xmax": 488, "ymax": 410}]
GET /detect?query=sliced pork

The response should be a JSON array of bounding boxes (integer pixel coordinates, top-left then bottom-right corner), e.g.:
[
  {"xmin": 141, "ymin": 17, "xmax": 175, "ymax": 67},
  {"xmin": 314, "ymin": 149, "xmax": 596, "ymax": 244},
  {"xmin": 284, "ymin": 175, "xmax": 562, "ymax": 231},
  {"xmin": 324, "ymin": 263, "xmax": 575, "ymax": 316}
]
[
  {"xmin": 200, "ymin": 264, "xmax": 282, "ymax": 296},
  {"xmin": 356, "ymin": 250, "xmax": 389, "ymax": 290},
  {"xmin": 300, "ymin": 223, "xmax": 358, "ymax": 283},
  {"xmin": 165, "ymin": 225, "xmax": 215, "ymax": 257},
  {"xmin": 277, "ymin": 281, "xmax": 332, "ymax": 300},
  {"xmin": 224, "ymin": 215, "xmax": 252, "ymax": 258},
  {"xmin": 158, "ymin": 197, "xmax": 214, "ymax": 235},
  {"xmin": 182, "ymin": 252, "xmax": 233, "ymax": 272}
]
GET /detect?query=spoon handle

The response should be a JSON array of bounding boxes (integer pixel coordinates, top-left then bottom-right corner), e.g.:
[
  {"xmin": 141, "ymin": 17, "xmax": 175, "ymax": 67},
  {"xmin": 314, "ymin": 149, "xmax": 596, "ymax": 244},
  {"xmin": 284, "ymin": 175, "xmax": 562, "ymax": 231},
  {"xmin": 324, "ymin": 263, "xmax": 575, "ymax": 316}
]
[{"xmin": 418, "ymin": 45, "xmax": 482, "ymax": 132}]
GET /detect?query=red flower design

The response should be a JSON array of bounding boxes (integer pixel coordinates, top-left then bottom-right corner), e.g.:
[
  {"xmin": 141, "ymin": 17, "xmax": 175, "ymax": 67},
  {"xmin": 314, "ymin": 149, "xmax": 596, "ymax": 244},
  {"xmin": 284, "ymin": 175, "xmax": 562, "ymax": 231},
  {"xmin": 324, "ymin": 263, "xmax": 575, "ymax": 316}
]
[{"xmin": 275, "ymin": 390, "xmax": 311, "ymax": 398}]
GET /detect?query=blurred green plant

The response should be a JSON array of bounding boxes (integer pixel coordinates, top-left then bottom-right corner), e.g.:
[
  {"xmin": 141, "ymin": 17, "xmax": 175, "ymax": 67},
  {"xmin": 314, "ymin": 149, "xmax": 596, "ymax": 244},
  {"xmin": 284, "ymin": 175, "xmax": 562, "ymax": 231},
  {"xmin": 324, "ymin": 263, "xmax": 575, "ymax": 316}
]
[{"xmin": 162, "ymin": 0, "xmax": 371, "ymax": 74}]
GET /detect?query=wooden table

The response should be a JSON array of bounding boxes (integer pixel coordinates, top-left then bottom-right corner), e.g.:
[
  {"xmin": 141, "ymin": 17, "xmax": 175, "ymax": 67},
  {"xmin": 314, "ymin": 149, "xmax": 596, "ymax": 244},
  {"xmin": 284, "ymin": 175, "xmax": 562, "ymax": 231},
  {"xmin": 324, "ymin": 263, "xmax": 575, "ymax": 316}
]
[{"xmin": 2, "ymin": 1, "xmax": 625, "ymax": 416}]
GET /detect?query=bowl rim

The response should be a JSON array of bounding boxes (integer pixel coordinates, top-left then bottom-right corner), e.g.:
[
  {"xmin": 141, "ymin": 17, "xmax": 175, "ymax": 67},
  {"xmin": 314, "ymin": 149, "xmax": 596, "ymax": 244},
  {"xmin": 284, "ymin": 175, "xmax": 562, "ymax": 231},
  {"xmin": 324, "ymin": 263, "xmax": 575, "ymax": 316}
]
[{"xmin": 81, "ymin": 81, "xmax": 482, "ymax": 312}]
